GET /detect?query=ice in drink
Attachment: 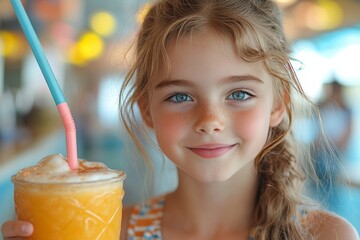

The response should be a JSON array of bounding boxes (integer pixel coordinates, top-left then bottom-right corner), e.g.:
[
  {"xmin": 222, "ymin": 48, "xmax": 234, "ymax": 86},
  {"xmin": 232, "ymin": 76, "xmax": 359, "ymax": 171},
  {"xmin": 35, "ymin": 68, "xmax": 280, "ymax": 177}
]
[{"xmin": 12, "ymin": 154, "xmax": 126, "ymax": 240}]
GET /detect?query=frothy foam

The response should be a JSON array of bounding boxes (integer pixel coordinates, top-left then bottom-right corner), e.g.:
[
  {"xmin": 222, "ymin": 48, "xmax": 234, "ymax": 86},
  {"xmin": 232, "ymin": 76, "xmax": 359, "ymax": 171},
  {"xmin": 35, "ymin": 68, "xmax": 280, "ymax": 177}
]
[{"xmin": 13, "ymin": 154, "xmax": 123, "ymax": 183}]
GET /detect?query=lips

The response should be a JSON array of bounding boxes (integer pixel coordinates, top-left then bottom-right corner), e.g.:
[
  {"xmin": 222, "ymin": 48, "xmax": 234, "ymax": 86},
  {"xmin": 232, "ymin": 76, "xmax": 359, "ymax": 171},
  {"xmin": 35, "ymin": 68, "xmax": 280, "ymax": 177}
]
[{"xmin": 188, "ymin": 144, "xmax": 236, "ymax": 158}]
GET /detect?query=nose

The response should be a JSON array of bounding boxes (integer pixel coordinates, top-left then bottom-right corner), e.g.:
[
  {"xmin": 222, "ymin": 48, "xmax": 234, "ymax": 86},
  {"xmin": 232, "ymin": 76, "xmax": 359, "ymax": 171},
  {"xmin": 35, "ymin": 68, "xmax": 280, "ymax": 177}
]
[{"xmin": 194, "ymin": 104, "xmax": 225, "ymax": 134}]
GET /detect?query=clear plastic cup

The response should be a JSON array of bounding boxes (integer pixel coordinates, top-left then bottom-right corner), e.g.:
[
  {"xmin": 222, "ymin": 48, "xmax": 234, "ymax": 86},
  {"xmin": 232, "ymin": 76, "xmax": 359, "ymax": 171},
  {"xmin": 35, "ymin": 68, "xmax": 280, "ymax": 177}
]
[{"xmin": 12, "ymin": 156, "xmax": 126, "ymax": 240}]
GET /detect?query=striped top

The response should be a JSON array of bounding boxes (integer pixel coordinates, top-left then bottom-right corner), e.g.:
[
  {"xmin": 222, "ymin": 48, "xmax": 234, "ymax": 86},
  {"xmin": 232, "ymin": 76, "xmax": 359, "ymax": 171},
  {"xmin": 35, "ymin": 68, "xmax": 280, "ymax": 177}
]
[
  {"xmin": 127, "ymin": 195, "xmax": 165, "ymax": 239},
  {"xmin": 126, "ymin": 195, "xmax": 257, "ymax": 239},
  {"xmin": 127, "ymin": 195, "xmax": 309, "ymax": 239}
]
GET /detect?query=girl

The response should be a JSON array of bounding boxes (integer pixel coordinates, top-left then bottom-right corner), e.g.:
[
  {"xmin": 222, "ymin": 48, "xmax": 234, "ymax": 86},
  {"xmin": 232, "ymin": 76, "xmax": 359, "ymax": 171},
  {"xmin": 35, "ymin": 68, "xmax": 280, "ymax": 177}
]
[{"xmin": 2, "ymin": 0, "xmax": 359, "ymax": 239}]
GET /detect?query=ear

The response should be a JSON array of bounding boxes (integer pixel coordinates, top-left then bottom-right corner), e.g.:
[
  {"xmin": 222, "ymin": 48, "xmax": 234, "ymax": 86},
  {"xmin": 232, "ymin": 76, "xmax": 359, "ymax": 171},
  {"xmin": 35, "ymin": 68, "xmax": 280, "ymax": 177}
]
[
  {"xmin": 138, "ymin": 95, "xmax": 154, "ymax": 128},
  {"xmin": 269, "ymin": 98, "xmax": 286, "ymax": 127}
]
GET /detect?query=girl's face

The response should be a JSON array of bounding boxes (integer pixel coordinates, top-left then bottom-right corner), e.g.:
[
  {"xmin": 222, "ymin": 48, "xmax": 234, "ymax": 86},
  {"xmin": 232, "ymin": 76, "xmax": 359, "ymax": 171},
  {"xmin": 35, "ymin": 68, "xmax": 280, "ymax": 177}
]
[{"xmin": 140, "ymin": 31, "xmax": 285, "ymax": 183}]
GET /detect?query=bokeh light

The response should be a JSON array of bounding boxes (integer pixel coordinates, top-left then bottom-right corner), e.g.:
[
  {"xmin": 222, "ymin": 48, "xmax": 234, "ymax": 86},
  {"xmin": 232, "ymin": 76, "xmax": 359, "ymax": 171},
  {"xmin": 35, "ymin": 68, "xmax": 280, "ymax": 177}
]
[
  {"xmin": 90, "ymin": 11, "xmax": 117, "ymax": 37},
  {"xmin": 78, "ymin": 32, "xmax": 104, "ymax": 59},
  {"xmin": 67, "ymin": 32, "xmax": 104, "ymax": 65},
  {"xmin": 305, "ymin": 0, "xmax": 343, "ymax": 31},
  {"xmin": 67, "ymin": 43, "xmax": 87, "ymax": 66},
  {"xmin": 0, "ymin": 31, "xmax": 22, "ymax": 58}
]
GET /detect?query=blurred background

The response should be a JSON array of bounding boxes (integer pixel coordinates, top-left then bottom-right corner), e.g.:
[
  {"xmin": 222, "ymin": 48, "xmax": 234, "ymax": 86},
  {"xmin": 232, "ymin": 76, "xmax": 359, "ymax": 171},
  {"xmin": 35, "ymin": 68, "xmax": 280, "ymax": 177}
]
[{"xmin": 1, "ymin": 0, "xmax": 360, "ymax": 235}]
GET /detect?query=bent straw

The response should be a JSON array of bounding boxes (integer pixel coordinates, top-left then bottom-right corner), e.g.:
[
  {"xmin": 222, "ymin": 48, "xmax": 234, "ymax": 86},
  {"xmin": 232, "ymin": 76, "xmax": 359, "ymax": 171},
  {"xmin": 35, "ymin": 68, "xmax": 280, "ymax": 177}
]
[{"xmin": 11, "ymin": 0, "xmax": 78, "ymax": 169}]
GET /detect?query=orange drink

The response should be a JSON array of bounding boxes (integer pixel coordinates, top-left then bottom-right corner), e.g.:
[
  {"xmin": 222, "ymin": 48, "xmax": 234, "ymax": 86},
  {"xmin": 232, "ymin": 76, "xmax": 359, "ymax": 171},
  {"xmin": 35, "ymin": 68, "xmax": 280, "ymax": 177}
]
[{"xmin": 12, "ymin": 154, "xmax": 126, "ymax": 240}]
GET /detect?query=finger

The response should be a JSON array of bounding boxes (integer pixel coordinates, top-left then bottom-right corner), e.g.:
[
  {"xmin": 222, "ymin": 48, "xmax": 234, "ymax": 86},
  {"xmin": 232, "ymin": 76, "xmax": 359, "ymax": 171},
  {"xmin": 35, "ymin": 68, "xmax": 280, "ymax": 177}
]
[{"xmin": 1, "ymin": 221, "xmax": 33, "ymax": 238}]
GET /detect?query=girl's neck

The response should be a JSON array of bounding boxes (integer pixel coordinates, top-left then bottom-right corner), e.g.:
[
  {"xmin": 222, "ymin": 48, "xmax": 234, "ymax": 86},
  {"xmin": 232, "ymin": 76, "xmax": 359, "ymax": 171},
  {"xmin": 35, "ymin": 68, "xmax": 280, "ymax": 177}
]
[{"xmin": 163, "ymin": 162, "xmax": 258, "ymax": 238}]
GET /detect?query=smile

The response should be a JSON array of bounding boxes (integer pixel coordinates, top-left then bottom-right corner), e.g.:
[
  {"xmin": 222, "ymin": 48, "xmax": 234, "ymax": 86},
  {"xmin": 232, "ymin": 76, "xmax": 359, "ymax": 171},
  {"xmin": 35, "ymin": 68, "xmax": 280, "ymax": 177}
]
[{"xmin": 188, "ymin": 144, "xmax": 237, "ymax": 158}]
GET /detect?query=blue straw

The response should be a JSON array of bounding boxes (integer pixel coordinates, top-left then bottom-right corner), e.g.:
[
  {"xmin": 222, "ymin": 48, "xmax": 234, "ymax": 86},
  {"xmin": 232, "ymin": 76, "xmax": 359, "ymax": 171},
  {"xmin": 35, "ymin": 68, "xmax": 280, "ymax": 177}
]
[{"xmin": 10, "ymin": 0, "xmax": 65, "ymax": 105}]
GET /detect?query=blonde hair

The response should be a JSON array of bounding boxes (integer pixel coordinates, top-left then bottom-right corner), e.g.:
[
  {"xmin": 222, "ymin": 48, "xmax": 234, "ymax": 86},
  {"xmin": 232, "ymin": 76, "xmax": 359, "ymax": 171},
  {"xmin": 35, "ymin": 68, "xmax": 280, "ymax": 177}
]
[{"xmin": 120, "ymin": 0, "xmax": 326, "ymax": 239}]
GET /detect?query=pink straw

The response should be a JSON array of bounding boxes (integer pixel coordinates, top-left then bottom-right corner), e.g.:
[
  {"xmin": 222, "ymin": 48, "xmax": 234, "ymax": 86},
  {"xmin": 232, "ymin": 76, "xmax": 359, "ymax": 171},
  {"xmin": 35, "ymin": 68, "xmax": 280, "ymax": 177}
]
[
  {"xmin": 11, "ymin": 0, "xmax": 78, "ymax": 169},
  {"xmin": 57, "ymin": 103, "xmax": 78, "ymax": 170}
]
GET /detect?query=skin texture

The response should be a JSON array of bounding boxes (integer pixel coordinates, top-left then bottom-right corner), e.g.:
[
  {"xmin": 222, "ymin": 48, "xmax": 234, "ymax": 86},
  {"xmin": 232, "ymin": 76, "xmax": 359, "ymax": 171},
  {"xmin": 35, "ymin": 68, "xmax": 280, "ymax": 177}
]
[{"xmin": 141, "ymin": 31, "xmax": 285, "ymax": 183}]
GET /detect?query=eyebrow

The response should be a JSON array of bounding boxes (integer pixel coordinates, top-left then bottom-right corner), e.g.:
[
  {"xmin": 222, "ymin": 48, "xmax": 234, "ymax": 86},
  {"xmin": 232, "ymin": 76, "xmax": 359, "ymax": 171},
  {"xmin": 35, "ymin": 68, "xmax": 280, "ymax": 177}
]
[
  {"xmin": 155, "ymin": 75, "xmax": 264, "ymax": 89},
  {"xmin": 155, "ymin": 79, "xmax": 192, "ymax": 89},
  {"xmin": 225, "ymin": 75, "xmax": 264, "ymax": 84}
]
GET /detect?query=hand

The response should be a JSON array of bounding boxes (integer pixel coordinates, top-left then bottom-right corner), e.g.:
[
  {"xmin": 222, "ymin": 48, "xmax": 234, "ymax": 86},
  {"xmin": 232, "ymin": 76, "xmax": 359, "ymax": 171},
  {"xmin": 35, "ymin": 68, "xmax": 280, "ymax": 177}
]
[{"xmin": 1, "ymin": 221, "xmax": 33, "ymax": 239}]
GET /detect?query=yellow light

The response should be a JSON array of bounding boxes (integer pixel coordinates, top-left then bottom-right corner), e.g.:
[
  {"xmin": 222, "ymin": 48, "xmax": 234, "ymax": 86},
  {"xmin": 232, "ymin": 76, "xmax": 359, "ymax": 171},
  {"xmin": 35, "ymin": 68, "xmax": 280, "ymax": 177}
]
[
  {"xmin": 305, "ymin": 0, "xmax": 343, "ymax": 31},
  {"xmin": 318, "ymin": 0, "xmax": 343, "ymax": 29},
  {"xmin": 67, "ymin": 44, "xmax": 87, "ymax": 66},
  {"xmin": 90, "ymin": 11, "xmax": 117, "ymax": 37},
  {"xmin": 0, "ymin": 31, "xmax": 19, "ymax": 57},
  {"xmin": 78, "ymin": 32, "xmax": 104, "ymax": 60},
  {"xmin": 137, "ymin": 3, "xmax": 152, "ymax": 24},
  {"xmin": 305, "ymin": 4, "xmax": 328, "ymax": 31}
]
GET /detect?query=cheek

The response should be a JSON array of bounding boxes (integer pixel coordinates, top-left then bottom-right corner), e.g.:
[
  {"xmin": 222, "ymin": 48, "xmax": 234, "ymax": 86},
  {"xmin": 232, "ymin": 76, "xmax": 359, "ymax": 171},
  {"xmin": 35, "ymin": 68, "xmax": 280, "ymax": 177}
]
[
  {"xmin": 232, "ymin": 108, "xmax": 270, "ymax": 143},
  {"xmin": 152, "ymin": 113, "xmax": 186, "ymax": 146}
]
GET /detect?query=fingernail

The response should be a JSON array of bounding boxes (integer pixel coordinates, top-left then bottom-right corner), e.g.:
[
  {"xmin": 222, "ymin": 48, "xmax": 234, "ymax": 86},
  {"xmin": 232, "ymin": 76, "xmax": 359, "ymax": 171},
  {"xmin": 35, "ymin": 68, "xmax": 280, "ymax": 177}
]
[{"xmin": 20, "ymin": 224, "xmax": 31, "ymax": 234}]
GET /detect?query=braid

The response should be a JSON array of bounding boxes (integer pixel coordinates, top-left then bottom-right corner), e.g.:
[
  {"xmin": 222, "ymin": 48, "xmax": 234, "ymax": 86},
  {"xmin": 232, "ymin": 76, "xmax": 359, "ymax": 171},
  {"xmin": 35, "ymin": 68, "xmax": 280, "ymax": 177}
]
[{"xmin": 252, "ymin": 128, "xmax": 310, "ymax": 239}]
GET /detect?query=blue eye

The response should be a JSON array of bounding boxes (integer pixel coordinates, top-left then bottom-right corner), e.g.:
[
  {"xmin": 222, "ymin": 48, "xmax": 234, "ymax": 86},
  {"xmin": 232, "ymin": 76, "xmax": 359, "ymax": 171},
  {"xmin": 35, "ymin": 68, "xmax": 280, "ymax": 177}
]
[
  {"xmin": 168, "ymin": 93, "xmax": 193, "ymax": 103},
  {"xmin": 227, "ymin": 91, "xmax": 251, "ymax": 101}
]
